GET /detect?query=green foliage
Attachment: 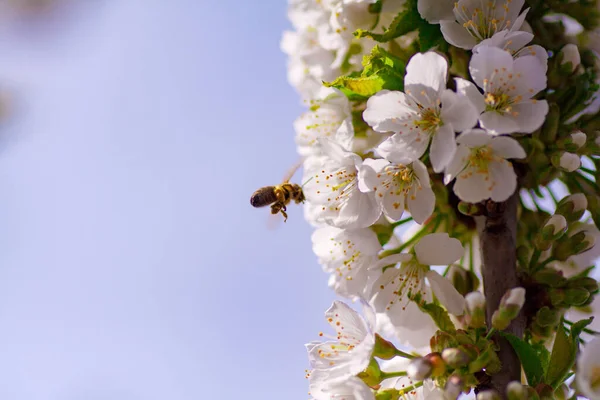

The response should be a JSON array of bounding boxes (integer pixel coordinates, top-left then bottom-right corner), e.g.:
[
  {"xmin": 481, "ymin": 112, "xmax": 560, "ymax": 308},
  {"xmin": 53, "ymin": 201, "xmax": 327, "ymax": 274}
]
[
  {"xmin": 501, "ymin": 332, "xmax": 545, "ymax": 386},
  {"xmin": 354, "ymin": 0, "xmax": 421, "ymax": 43},
  {"xmin": 354, "ymin": 0, "xmax": 445, "ymax": 51},
  {"xmin": 410, "ymin": 293, "xmax": 456, "ymax": 333},
  {"xmin": 545, "ymin": 318, "xmax": 592, "ymax": 389},
  {"xmin": 325, "ymin": 46, "xmax": 405, "ymax": 100}
]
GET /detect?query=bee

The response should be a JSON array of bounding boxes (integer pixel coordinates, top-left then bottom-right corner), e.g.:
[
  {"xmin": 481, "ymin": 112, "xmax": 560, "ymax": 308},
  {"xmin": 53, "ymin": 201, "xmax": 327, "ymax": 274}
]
[{"xmin": 250, "ymin": 160, "xmax": 306, "ymax": 222}]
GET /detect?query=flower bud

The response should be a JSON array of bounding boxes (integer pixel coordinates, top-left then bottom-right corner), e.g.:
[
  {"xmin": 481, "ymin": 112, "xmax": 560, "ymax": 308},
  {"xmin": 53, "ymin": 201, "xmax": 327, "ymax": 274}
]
[
  {"xmin": 430, "ymin": 330, "xmax": 458, "ymax": 353},
  {"xmin": 465, "ymin": 291, "xmax": 486, "ymax": 328},
  {"xmin": 406, "ymin": 357, "xmax": 432, "ymax": 381},
  {"xmin": 535, "ymin": 306, "xmax": 561, "ymax": 327},
  {"xmin": 535, "ymin": 214, "xmax": 567, "ymax": 250},
  {"xmin": 540, "ymin": 103, "xmax": 560, "ymax": 143},
  {"xmin": 556, "ymin": 193, "xmax": 587, "ymax": 223},
  {"xmin": 552, "ymin": 151, "xmax": 581, "ymax": 172},
  {"xmin": 442, "ymin": 347, "xmax": 471, "ymax": 368},
  {"xmin": 492, "ymin": 287, "xmax": 526, "ymax": 330},
  {"xmin": 373, "ymin": 333, "xmax": 399, "ymax": 360},
  {"xmin": 477, "ymin": 390, "xmax": 501, "ymax": 400},
  {"xmin": 559, "ymin": 44, "xmax": 581, "ymax": 73},
  {"xmin": 507, "ymin": 381, "xmax": 528, "ymax": 400},
  {"xmin": 553, "ymin": 230, "xmax": 596, "ymax": 261},
  {"xmin": 448, "ymin": 264, "xmax": 480, "ymax": 296},
  {"xmin": 569, "ymin": 130, "xmax": 587, "ymax": 149},
  {"xmin": 445, "ymin": 374, "xmax": 464, "ymax": 400}
]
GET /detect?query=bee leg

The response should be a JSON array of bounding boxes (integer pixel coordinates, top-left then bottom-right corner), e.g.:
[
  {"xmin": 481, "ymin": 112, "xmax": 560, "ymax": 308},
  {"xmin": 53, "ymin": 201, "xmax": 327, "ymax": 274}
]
[
  {"xmin": 281, "ymin": 209, "xmax": 288, "ymax": 222},
  {"xmin": 274, "ymin": 188, "xmax": 287, "ymax": 204}
]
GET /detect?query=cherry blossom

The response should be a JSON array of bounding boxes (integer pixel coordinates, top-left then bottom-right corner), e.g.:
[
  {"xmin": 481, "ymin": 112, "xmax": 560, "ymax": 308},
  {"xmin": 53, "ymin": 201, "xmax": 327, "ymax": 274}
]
[
  {"xmin": 444, "ymin": 129, "xmax": 526, "ymax": 203},
  {"xmin": 363, "ymin": 52, "xmax": 478, "ymax": 172}
]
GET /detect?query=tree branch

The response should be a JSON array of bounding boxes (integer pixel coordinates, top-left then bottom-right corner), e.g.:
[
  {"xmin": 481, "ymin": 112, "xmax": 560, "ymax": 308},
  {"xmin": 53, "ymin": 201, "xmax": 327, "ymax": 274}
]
[{"xmin": 475, "ymin": 190, "xmax": 526, "ymax": 397}]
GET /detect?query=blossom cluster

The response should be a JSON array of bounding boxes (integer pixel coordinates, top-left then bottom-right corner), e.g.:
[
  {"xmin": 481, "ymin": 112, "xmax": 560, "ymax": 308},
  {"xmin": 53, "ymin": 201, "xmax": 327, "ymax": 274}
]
[{"xmin": 279, "ymin": 0, "xmax": 600, "ymax": 399}]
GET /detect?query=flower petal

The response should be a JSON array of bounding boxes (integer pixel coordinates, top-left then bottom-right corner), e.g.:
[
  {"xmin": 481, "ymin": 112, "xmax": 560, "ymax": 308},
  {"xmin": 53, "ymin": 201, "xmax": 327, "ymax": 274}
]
[
  {"xmin": 444, "ymin": 145, "xmax": 469, "ymax": 184},
  {"xmin": 363, "ymin": 90, "xmax": 418, "ymax": 133},
  {"xmin": 454, "ymin": 77, "xmax": 485, "ymax": 114},
  {"xmin": 440, "ymin": 21, "xmax": 478, "ymax": 49},
  {"xmin": 426, "ymin": 270, "xmax": 466, "ymax": 315},
  {"xmin": 479, "ymin": 111, "xmax": 521, "ymax": 135},
  {"xmin": 490, "ymin": 136, "xmax": 526, "ymax": 159},
  {"xmin": 440, "ymin": 89, "xmax": 479, "ymax": 132},
  {"xmin": 418, "ymin": 0, "xmax": 455, "ymax": 23},
  {"xmin": 456, "ymin": 129, "xmax": 493, "ymax": 146},
  {"xmin": 454, "ymin": 166, "xmax": 491, "ymax": 202},
  {"xmin": 414, "ymin": 233, "xmax": 464, "ymax": 265},
  {"xmin": 430, "ymin": 124, "xmax": 456, "ymax": 173},
  {"xmin": 405, "ymin": 52, "xmax": 448, "ymax": 95},
  {"xmin": 469, "ymin": 46, "xmax": 514, "ymax": 90},
  {"xmin": 510, "ymin": 100, "xmax": 549, "ymax": 134},
  {"xmin": 490, "ymin": 160, "xmax": 517, "ymax": 202},
  {"xmin": 407, "ymin": 186, "xmax": 435, "ymax": 224},
  {"xmin": 376, "ymin": 131, "xmax": 429, "ymax": 164}
]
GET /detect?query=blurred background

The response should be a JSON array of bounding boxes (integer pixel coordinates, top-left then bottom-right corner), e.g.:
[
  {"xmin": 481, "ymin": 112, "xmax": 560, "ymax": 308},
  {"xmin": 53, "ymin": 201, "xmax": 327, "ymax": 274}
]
[{"xmin": 0, "ymin": 1, "xmax": 335, "ymax": 399}]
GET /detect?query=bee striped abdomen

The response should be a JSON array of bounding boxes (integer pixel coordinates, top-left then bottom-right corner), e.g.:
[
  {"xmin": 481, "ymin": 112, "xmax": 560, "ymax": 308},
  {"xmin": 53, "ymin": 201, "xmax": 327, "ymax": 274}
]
[{"xmin": 250, "ymin": 186, "xmax": 278, "ymax": 208}]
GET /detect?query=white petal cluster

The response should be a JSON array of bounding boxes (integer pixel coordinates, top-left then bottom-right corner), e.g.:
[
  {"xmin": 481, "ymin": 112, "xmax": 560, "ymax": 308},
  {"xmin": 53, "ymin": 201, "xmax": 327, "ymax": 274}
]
[
  {"xmin": 276, "ymin": 0, "xmax": 593, "ymax": 397},
  {"xmin": 306, "ymin": 301, "xmax": 376, "ymax": 398},
  {"xmin": 282, "ymin": 0, "xmax": 406, "ymax": 99}
]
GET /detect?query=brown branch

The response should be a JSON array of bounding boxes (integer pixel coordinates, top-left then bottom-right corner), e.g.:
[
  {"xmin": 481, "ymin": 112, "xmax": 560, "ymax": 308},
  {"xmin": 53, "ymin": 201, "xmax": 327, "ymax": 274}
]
[{"xmin": 474, "ymin": 191, "xmax": 526, "ymax": 397}]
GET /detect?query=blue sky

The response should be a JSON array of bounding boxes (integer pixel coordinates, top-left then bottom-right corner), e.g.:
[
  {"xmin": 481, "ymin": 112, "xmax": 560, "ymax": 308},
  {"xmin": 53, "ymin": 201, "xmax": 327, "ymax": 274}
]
[{"xmin": 0, "ymin": 2, "xmax": 335, "ymax": 399}]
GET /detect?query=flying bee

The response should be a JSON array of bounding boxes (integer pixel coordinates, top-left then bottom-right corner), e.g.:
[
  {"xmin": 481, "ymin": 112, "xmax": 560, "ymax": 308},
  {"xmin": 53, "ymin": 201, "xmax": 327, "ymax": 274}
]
[{"xmin": 250, "ymin": 160, "xmax": 307, "ymax": 222}]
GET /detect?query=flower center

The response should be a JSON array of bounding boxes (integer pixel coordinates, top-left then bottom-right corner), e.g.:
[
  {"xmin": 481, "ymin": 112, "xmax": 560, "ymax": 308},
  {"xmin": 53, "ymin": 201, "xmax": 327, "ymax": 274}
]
[
  {"xmin": 414, "ymin": 107, "xmax": 442, "ymax": 134},
  {"xmin": 468, "ymin": 146, "xmax": 494, "ymax": 173},
  {"xmin": 485, "ymin": 92, "xmax": 515, "ymax": 114},
  {"xmin": 454, "ymin": 1, "xmax": 513, "ymax": 42},
  {"xmin": 378, "ymin": 165, "xmax": 421, "ymax": 201}
]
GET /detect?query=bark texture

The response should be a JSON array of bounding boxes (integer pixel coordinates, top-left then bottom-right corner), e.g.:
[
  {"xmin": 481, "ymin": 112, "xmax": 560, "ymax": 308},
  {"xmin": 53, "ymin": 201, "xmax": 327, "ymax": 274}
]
[{"xmin": 475, "ymin": 192, "xmax": 526, "ymax": 397}]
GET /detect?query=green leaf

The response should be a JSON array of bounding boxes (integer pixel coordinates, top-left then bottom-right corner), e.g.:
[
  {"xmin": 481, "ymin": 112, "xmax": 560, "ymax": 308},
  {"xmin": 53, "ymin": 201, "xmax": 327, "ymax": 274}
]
[
  {"xmin": 325, "ymin": 45, "xmax": 405, "ymax": 99},
  {"xmin": 531, "ymin": 341, "xmax": 551, "ymax": 376},
  {"xmin": 546, "ymin": 323, "xmax": 576, "ymax": 389},
  {"xmin": 409, "ymin": 292, "xmax": 456, "ymax": 333},
  {"xmin": 500, "ymin": 332, "xmax": 545, "ymax": 386},
  {"xmin": 325, "ymin": 75, "xmax": 384, "ymax": 100},
  {"xmin": 570, "ymin": 317, "xmax": 594, "ymax": 340},
  {"xmin": 418, "ymin": 22, "xmax": 444, "ymax": 51},
  {"xmin": 354, "ymin": 0, "xmax": 421, "ymax": 43}
]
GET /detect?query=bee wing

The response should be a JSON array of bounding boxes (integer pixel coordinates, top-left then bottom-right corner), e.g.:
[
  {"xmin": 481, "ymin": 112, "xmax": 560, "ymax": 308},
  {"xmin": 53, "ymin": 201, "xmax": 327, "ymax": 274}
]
[
  {"xmin": 266, "ymin": 212, "xmax": 284, "ymax": 230},
  {"xmin": 282, "ymin": 157, "xmax": 305, "ymax": 183}
]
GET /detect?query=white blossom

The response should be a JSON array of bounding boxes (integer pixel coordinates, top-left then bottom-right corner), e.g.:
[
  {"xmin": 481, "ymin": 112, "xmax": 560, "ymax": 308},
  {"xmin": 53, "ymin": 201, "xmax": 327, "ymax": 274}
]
[
  {"xmin": 577, "ymin": 337, "xmax": 600, "ymax": 400},
  {"xmin": 558, "ymin": 152, "xmax": 581, "ymax": 172},
  {"xmin": 560, "ymin": 43, "xmax": 581, "ymax": 72},
  {"xmin": 570, "ymin": 131, "xmax": 587, "ymax": 149},
  {"xmin": 295, "ymin": 87, "xmax": 353, "ymax": 156},
  {"xmin": 417, "ymin": 0, "xmax": 454, "ymax": 24},
  {"xmin": 436, "ymin": 0, "xmax": 529, "ymax": 51},
  {"xmin": 363, "ymin": 52, "xmax": 478, "ymax": 172},
  {"xmin": 370, "ymin": 233, "xmax": 466, "ymax": 347},
  {"xmin": 304, "ymin": 138, "xmax": 381, "ymax": 229},
  {"xmin": 444, "ymin": 129, "xmax": 526, "ymax": 203},
  {"xmin": 309, "ymin": 373, "xmax": 374, "ymax": 400},
  {"xmin": 312, "ymin": 226, "xmax": 381, "ymax": 298},
  {"xmin": 465, "ymin": 46, "xmax": 548, "ymax": 135},
  {"xmin": 306, "ymin": 301, "xmax": 376, "ymax": 383},
  {"xmin": 358, "ymin": 158, "xmax": 435, "ymax": 224}
]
